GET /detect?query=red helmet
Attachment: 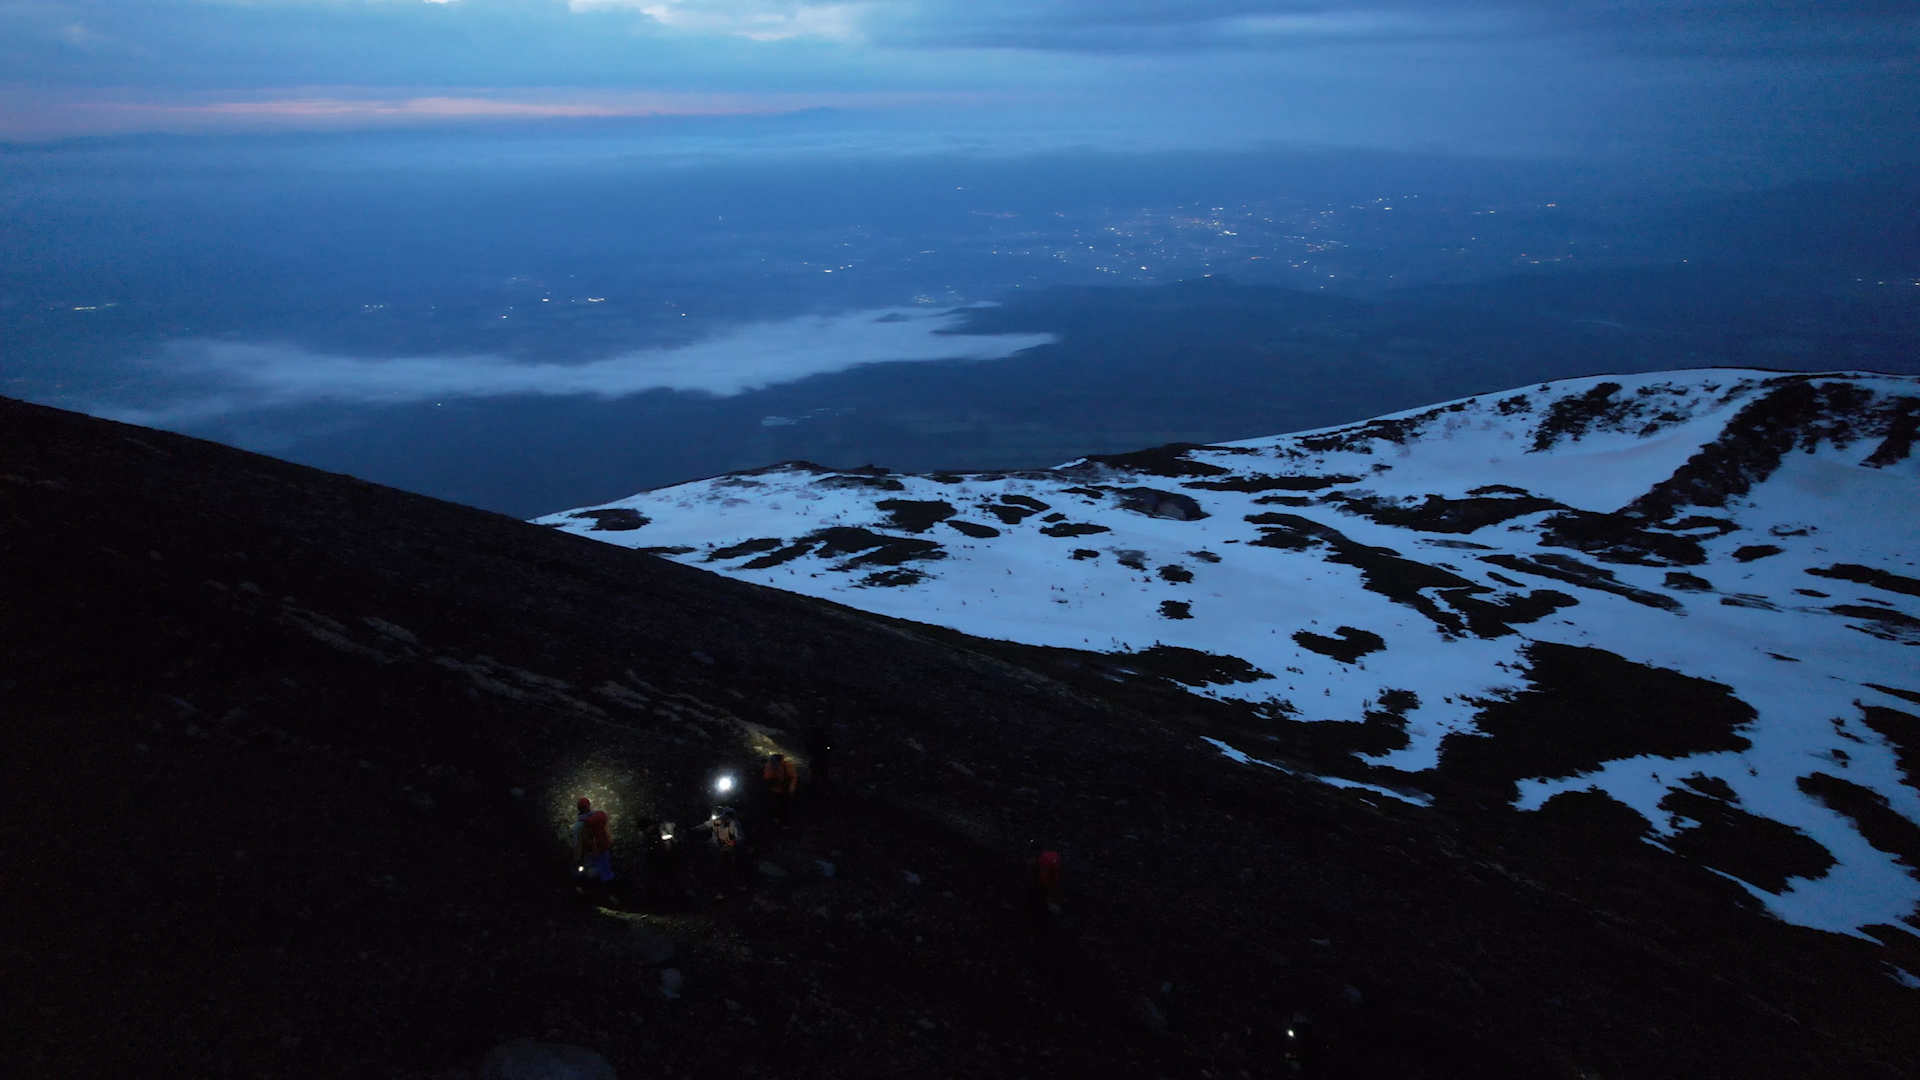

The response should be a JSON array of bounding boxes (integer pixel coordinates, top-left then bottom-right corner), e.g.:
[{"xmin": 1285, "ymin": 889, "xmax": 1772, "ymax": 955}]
[{"xmin": 576, "ymin": 797, "xmax": 592, "ymax": 812}]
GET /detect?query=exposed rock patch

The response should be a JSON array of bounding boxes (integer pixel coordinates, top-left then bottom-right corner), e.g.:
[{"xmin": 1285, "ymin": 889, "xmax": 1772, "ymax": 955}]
[
  {"xmin": 1115, "ymin": 487, "xmax": 1208, "ymax": 521},
  {"xmin": 814, "ymin": 473, "xmax": 908, "ymax": 492},
  {"xmin": 1535, "ymin": 510, "xmax": 1708, "ymax": 567},
  {"xmin": 1664, "ymin": 572, "xmax": 1714, "ymax": 592},
  {"xmin": 1112, "ymin": 645, "xmax": 1274, "ymax": 688},
  {"xmin": 737, "ymin": 527, "xmax": 946, "ymax": 571},
  {"xmin": 1482, "ymin": 553, "xmax": 1682, "ymax": 610},
  {"xmin": 1438, "ymin": 643, "xmax": 1756, "ymax": 803},
  {"xmin": 1808, "ymin": 563, "xmax": 1920, "ymax": 598},
  {"xmin": 1328, "ymin": 491, "xmax": 1563, "ymax": 535},
  {"xmin": 707, "ymin": 537, "xmax": 784, "ymax": 562},
  {"xmin": 1858, "ymin": 704, "xmax": 1920, "ymax": 791},
  {"xmin": 1627, "ymin": 378, "xmax": 1902, "ymax": 522},
  {"xmin": 944, "ymin": 519, "xmax": 1001, "ymax": 539},
  {"xmin": 986, "ymin": 501, "xmax": 1043, "ymax": 525},
  {"xmin": 1798, "ymin": 773, "xmax": 1920, "ymax": 879},
  {"xmin": 568, "ymin": 508, "xmax": 649, "ymax": 532},
  {"xmin": 1070, "ymin": 443, "xmax": 1233, "ymax": 478},
  {"xmin": 1293, "ymin": 626, "xmax": 1385, "ymax": 664},
  {"xmin": 1187, "ymin": 473, "xmax": 1361, "ymax": 493},
  {"xmin": 1832, "ymin": 604, "xmax": 1920, "ymax": 643},
  {"xmin": 1659, "ymin": 787, "xmax": 1835, "ymax": 894},
  {"xmin": 876, "ymin": 499, "xmax": 957, "ymax": 534},
  {"xmin": 1040, "ymin": 522, "xmax": 1112, "ymax": 538}
]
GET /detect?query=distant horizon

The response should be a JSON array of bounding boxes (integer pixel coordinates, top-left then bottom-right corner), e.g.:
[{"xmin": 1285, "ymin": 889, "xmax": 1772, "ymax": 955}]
[
  {"xmin": 6, "ymin": 109, "xmax": 1918, "ymax": 196},
  {"xmin": 4, "ymin": 1, "xmax": 1914, "ymax": 178}
]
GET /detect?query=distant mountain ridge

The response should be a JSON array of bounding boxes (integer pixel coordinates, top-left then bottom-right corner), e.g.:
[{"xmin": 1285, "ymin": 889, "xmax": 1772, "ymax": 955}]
[{"xmin": 546, "ymin": 369, "xmax": 1920, "ymax": 939}]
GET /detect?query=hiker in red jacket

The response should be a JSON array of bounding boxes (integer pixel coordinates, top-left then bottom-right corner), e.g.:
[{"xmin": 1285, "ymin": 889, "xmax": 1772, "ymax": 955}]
[
  {"xmin": 1024, "ymin": 841, "xmax": 1063, "ymax": 933},
  {"xmin": 573, "ymin": 797, "xmax": 615, "ymax": 883}
]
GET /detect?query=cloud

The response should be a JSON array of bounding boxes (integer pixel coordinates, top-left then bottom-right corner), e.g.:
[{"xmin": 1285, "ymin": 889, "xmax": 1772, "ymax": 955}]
[
  {"xmin": 570, "ymin": 0, "xmax": 867, "ymax": 42},
  {"xmin": 10, "ymin": 1, "xmax": 1911, "ymax": 89},
  {"xmin": 0, "ymin": 0, "xmax": 1911, "ymax": 164},
  {"xmin": 102, "ymin": 307, "xmax": 1056, "ymax": 425},
  {"xmin": 95, "ymin": 94, "xmax": 765, "ymax": 120},
  {"xmin": 854, "ymin": 1, "xmax": 1919, "ymax": 57},
  {"xmin": 20, "ymin": 88, "xmax": 961, "ymax": 135}
]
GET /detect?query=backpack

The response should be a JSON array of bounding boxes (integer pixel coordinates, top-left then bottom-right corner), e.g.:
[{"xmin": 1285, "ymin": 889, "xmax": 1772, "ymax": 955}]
[
  {"xmin": 764, "ymin": 758, "xmax": 797, "ymax": 794},
  {"xmin": 578, "ymin": 810, "xmax": 613, "ymax": 855}
]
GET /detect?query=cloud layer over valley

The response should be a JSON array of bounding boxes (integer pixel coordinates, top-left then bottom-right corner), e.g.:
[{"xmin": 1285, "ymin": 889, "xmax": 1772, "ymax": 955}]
[{"xmin": 101, "ymin": 307, "xmax": 1054, "ymax": 425}]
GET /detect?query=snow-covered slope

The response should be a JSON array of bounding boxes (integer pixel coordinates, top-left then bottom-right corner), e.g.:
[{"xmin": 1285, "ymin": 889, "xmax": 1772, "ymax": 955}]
[{"xmin": 541, "ymin": 370, "xmax": 1920, "ymax": 938}]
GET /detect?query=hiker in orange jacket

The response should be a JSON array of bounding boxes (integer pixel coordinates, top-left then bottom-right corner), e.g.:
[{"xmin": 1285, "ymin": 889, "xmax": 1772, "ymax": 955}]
[
  {"xmin": 762, "ymin": 753, "xmax": 798, "ymax": 825},
  {"xmin": 572, "ymin": 797, "xmax": 615, "ymax": 883}
]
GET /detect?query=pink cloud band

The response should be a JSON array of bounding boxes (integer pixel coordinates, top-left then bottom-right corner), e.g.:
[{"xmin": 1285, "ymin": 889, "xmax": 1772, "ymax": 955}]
[{"xmin": 0, "ymin": 88, "xmax": 973, "ymax": 139}]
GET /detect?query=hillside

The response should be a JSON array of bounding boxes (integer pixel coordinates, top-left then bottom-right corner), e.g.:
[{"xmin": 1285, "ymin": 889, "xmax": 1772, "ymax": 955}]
[
  {"xmin": 4, "ymin": 391, "xmax": 1918, "ymax": 1079},
  {"xmin": 547, "ymin": 369, "xmax": 1920, "ymax": 942}
]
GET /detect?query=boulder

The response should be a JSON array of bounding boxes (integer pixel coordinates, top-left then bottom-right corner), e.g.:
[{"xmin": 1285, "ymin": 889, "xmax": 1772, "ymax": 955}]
[{"xmin": 1116, "ymin": 487, "xmax": 1208, "ymax": 521}]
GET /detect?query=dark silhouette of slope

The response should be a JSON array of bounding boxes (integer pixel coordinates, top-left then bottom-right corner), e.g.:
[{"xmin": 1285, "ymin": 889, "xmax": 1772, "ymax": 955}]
[{"xmin": 3, "ymin": 396, "xmax": 1917, "ymax": 1080}]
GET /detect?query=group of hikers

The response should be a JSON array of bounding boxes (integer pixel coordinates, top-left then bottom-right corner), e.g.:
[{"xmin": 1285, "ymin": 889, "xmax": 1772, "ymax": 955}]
[
  {"xmin": 569, "ymin": 733, "xmax": 832, "ymax": 906},
  {"xmin": 568, "ymin": 730, "xmax": 1065, "ymax": 927}
]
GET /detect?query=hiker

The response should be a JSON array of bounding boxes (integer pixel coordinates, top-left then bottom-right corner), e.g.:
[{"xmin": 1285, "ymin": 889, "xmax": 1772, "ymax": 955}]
[
  {"xmin": 805, "ymin": 726, "xmax": 836, "ymax": 794},
  {"xmin": 1023, "ymin": 841, "xmax": 1062, "ymax": 933},
  {"xmin": 696, "ymin": 805, "xmax": 747, "ymax": 887},
  {"xmin": 643, "ymin": 819, "xmax": 686, "ymax": 911},
  {"xmin": 572, "ymin": 797, "xmax": 615, "ymax": 884},
  {"xmin": 762, "ymin": 753, "xmax": 798, "ymax": 824}
]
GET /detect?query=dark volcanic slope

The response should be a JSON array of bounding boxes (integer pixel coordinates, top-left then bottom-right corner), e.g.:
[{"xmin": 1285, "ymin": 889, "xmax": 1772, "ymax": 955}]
[{"xmin": 2, "ymin": 396, "xmax": 1914, "ymax": 1080}]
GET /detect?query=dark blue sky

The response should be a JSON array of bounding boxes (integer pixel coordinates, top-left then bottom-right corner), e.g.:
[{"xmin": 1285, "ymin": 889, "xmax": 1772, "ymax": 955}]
[{"xmin": 3, "ymin": 1, "xmax": 1915, "ymax": 174}]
